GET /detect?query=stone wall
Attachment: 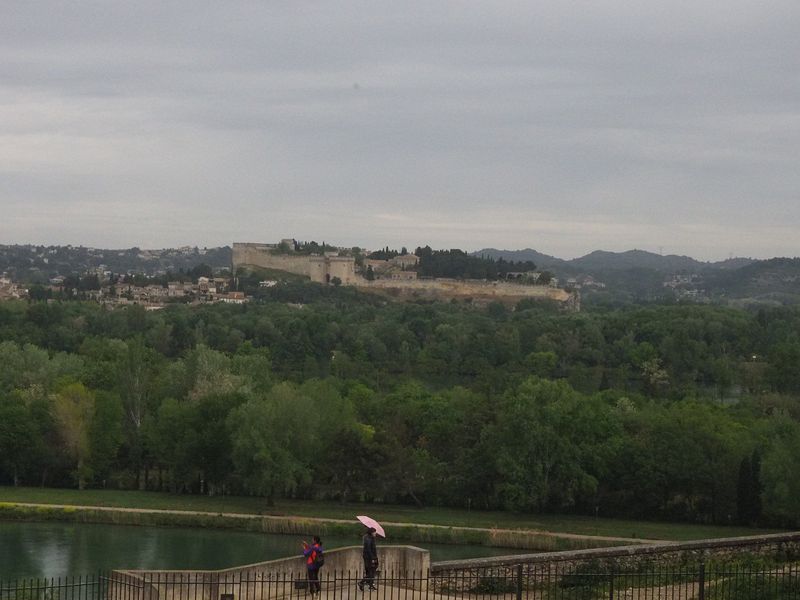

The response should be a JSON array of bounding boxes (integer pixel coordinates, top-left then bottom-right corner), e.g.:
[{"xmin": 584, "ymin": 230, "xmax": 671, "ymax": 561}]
[
  {"xmin": 233, "ymin": 242, "xmax": 576, "ymax": 307},
  {"xmin": 233, "ymin": 244, "xmax": 314, "ymax": 278},
  {"xmin": 429, "ymin": 532, "xmax": 800, "ymax": 589},
  {"xmin": 232, "ymin": 243, "xmax": 357, "ymax": 285},
  {"xmin": 358, "ymin": 278, "xmax": 578, "ymax": 308}
]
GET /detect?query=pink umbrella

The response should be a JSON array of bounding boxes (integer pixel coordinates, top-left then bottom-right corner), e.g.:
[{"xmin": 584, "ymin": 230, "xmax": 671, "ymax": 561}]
[{"xmin": 356, "ymin": 515, "xmax": 386, "ymax": 538}]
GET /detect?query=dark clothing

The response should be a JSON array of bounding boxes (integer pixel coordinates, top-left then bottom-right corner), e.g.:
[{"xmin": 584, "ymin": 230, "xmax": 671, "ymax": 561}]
[
  {"xmin": 362, "ymin": 534, "xmax": 378, "ymax": 561},
  {"xmin": 307, "ymin": 568, "xmax": 320, "ymax": 594},
  {"xmin": 359, "ymin": 534, "xmax": 378, "ymax": 589},
  {"xmin": 360, "ymin": 559, "xmax": 377, "ymax": 589}
]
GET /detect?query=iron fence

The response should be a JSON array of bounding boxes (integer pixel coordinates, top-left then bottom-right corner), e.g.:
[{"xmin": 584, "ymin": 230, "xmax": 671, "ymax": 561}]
[{"xmin": 1, "ymin": 564, "xmax": 798, "ymax": 600}]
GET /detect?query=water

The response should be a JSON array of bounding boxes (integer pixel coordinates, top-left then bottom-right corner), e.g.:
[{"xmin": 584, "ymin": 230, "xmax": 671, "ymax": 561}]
[{"xmin": 0, "ymin": 521, "xmax": 522, "ymax": 580}]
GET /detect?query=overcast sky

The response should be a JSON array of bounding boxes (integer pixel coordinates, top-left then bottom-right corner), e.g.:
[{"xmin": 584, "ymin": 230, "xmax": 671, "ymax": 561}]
[{"xmin": 2, "ymin": 1, "xmax": 799, "ymax": 260}]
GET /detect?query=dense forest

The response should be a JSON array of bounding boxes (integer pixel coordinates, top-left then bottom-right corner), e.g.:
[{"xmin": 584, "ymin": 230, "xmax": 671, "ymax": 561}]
[{"xmin": 1, "ymin": 283, "xmax": 799, "ymax": 528}]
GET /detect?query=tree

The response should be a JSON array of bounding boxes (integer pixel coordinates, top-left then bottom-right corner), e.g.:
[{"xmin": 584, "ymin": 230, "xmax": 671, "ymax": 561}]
[
  {"xmin": 0, "ymin": 395, "xmax": 38, "ymax": 485},
  {"xmin": 188, "ymin": 263, "xmax": 214, "ymax": 281},
  {"xmin": 116, "ymin": 339, "xmax": 160, "ymax": 489},
  {"xmin": 87, "ymin": 391, "xmax": 123, "ymax": 486},
  {"xmin": 736, "ymin": 455, "xmax": 753, "ymax": 524},
  {"xmin": 486, "ymin": 378, "xmax": 604, "ymax": 511},
  {"xmin": 227, "ymin": 383, "xmax": 312, "ymax": 502},
  {"xmin": 52, "ymin": 382, "xmax": 95, "ymax": 489},
  {"xmin": 152, "ymin": 398, "xmax": 196, "ymax": 492},
  {"xmin": 762, "ymin": 419, "xmax": 800, "ymax": 524}
]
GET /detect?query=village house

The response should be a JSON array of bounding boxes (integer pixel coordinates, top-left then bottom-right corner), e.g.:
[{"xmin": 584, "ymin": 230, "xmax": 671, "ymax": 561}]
[{"xmin": 0, "ymin": 276, "xmax": 26, "ymax": 300}]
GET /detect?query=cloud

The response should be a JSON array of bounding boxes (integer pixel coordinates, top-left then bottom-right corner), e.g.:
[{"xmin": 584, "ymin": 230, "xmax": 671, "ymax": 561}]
[{"xmin": 1, "ymin": 0, "xmax": 799, "ymax": 260}]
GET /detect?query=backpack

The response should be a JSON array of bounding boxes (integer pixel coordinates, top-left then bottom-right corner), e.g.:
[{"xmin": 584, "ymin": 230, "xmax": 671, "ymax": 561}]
[{"xmin": 314, "ymin": 549, "xmax": 325, "ymax": 568}]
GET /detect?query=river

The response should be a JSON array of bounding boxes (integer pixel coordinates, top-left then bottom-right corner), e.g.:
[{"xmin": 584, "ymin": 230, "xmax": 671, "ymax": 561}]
[{"xmin": 0, "ymin": 521, "xmax": 522, "ymax": 580}]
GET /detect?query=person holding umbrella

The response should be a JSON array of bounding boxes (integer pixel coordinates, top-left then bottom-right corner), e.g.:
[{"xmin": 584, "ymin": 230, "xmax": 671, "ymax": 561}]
[{"xmin": 356, "ymin": 516, "xmax": 384, "ymax": 592}]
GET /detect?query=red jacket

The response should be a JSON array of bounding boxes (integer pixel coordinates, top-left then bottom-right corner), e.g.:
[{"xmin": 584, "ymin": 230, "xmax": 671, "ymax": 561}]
[{"xmin": 303, "ymin": 543, "xmax": 323, "ymax": 570}]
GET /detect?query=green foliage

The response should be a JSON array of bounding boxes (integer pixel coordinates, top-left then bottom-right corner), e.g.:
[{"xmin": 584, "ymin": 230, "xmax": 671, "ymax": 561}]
[
  {"xmin": 761, "ymin": 418, "xmax": 800, "ymax": 525},
  {"xmin": 706, "ymin": 573, "xmax": 800, "ymax": 600},
  {"xmin": 1, "ymin": 296, "xmax": 800, "ymax": 527},
  {"xmin": 415, "ymin": 246, "xmax": 537, "ymax": 280},
  {"xmin": 52, "ymin": 382, "xmax": 96, "ymax": 489}
]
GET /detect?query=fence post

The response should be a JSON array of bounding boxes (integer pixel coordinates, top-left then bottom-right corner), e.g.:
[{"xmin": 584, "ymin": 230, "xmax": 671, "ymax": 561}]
[
  {"xmin": 698, "ymin": 563, "xmax": 705, "ymax": 600},
  {"xmin": 515, "ymin": 564, "xmax": 523, "ymax": 600},
  {"xmin": 608, "ymin": 571, "xmax": 614, "ymax": 600}
]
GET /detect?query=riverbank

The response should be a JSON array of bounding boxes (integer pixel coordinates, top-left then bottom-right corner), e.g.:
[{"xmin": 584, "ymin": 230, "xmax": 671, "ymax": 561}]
[
  {"xmin": 0, "ymin": 487, "xmax": 778, "ymax": 542},
  {"xmin": 0, "ymin": 502, "xmax": 638, "ymax": 552}
]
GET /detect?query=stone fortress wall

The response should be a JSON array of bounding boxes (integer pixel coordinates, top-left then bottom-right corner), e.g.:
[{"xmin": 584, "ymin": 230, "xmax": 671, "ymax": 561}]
[
  {"xmin": 232, "ymin": 243, "xmax": 358, "ymax": 285},
  {"xmin": 363, "ymin": 278, "xmax": 577, "ymax": 308},
  {"xmin": 233, "ymin": 241, "xmax": 577, "ymax": 308}
]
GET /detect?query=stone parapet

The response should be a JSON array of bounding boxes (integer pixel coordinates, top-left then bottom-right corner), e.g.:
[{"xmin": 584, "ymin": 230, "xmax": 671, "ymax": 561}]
[
  {"xmin": 429, "ymin": 531, "xmax": 800, "ymax": 589},
  {"xmin": 110, "ymin": 546, "xmax": 430, "ymax": 600}
]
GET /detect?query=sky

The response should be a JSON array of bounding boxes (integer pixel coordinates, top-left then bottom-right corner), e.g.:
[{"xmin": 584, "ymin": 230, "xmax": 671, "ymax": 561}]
[{"xmin": 1, "ymin": 1, "xmax": 799, "ymax": 261}]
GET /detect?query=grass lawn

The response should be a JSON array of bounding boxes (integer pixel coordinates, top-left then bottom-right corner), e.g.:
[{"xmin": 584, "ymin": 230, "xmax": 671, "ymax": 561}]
[{"xmin": 0, "ymin": 486, "xmax": 783, "ymax": 542}]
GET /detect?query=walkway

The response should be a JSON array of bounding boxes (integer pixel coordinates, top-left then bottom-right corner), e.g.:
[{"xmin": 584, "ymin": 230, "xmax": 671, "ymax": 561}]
[{"xmin": 2, "ymin": 502, "xmax": 662, "ymax": 545}]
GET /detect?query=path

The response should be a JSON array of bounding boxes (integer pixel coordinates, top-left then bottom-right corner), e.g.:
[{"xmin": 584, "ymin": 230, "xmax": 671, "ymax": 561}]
[{"xmin": 2, "ymin": 502, "xmax": 665, "ymax": 545}]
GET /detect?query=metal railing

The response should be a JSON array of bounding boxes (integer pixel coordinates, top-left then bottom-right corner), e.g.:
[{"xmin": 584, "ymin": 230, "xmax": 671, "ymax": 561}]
[{"xmin": 2, "ymin": 564, "xmax": 798, "ymax": 600}]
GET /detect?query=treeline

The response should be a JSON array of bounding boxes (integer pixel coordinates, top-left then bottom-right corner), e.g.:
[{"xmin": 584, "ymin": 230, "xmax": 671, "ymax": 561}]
[
  {"xmin": 362, "ymin": 245, "xmax": 539, "ymax": 280},
  {"xmin": 1, "ymin": 288, "xmax": 800, "ymax": 527},
  {"xmin": 414, "ymin": 246, "xmax": 538, "ymax": 280}
]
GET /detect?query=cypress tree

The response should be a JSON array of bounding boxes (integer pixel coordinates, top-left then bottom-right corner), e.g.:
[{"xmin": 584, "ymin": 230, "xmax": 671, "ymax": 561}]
[
  {"xmin": 736, "ymin": 455, "xmax": 752, "ymax": 524},
  {"xmin": 750, "ymin": 449, "xmax": 763, "ymax": 523}
]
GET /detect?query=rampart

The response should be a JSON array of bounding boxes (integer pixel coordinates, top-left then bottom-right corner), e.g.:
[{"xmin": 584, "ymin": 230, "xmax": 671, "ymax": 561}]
[
  {"xmin": 232, "ymin": 244, "xmax": 313, "ymax": 278},
  {"xmin": 358, "ymin": 278, "xmax": 578, "ymax": 309},
  {"xmin": 232, "ymin": 243, "xmax": 357, "ymax": 285}
]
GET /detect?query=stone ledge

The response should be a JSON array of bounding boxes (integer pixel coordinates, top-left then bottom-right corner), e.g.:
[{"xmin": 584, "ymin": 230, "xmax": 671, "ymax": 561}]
[{"xmin": 430, "ymin": 531, "xmax": 800, "ymax": 571}]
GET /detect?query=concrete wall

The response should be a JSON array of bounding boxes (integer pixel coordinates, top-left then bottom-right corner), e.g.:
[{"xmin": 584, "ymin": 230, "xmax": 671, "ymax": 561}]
[{"xmin": 110, "ymin": 545, "xmax": 430, "ymax": 600}]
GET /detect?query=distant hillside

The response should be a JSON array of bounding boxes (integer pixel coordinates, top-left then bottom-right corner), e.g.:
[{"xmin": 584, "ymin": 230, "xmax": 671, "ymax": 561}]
[
  {"xmin": 0, "ymin": 245, "xmax": 232, "ymax": 282},
  {"xmin": 710, "ymin": 257, "xmax": 756, "ymax": 270},
  {"xmin": 475, "ymin": 247, "xmax": 708, "ymax": 273},
  {"xmin": 472, "ymin": 247, "xmax": 800, "ymax": 305},
  {"xmin": 570, "ymin": 249, "xmax": 704, "ymax": 272},
  {"xmin": 473, "ymin": 248, "xmax": 570, "ymax": 271},
  {"xmin": 707, "ymin": 257, "xmax": 800, "ymax": 303}
]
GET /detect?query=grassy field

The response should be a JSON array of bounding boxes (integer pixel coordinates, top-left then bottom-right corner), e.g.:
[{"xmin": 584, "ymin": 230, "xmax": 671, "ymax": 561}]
[{"xmin": 0, "ymin": 486, "xmax": 783, "ymax": 542}]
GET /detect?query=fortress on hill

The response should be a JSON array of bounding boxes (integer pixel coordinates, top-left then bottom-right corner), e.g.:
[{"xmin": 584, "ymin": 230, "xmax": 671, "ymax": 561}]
[
  {"xmin": 233, "ymin": 241, "xmax": 359, "ymax": 285},
  {"xmin": 232, "ymin": 240, "xmax": 578, "ymax": 309}
]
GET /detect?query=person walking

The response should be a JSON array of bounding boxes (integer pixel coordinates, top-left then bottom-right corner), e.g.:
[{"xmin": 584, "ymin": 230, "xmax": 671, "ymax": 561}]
[
  {"xmin": 357, "ymin": 527, "xmax": 379, "ymax": 592},
  {"xmin": 302, "ymin": 535, "xmax": 324, "ymax": 596}
]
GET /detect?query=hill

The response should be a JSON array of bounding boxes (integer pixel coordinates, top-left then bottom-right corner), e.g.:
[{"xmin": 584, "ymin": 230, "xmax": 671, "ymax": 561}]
[
  {"xmin": 473, "ymin": 247, "xmax": 800, "ymax": 305},
  {"xmin": 570, "ymin": 249, "xmax": 704, "ymax": 272},
  {"xmin": 0, "ymin": 245, "xmax": 232, "ymax": 282},
  {"xmin": 473, "ymin": 248, "xmax": 569, "ymax": 271},
  {"xmin": 476, "ymin": 248, "xmax": 707, "ymax": 273},
  {"xmin": 707, "ymin": 257, "xmax": 800, "ymax": 304}
]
